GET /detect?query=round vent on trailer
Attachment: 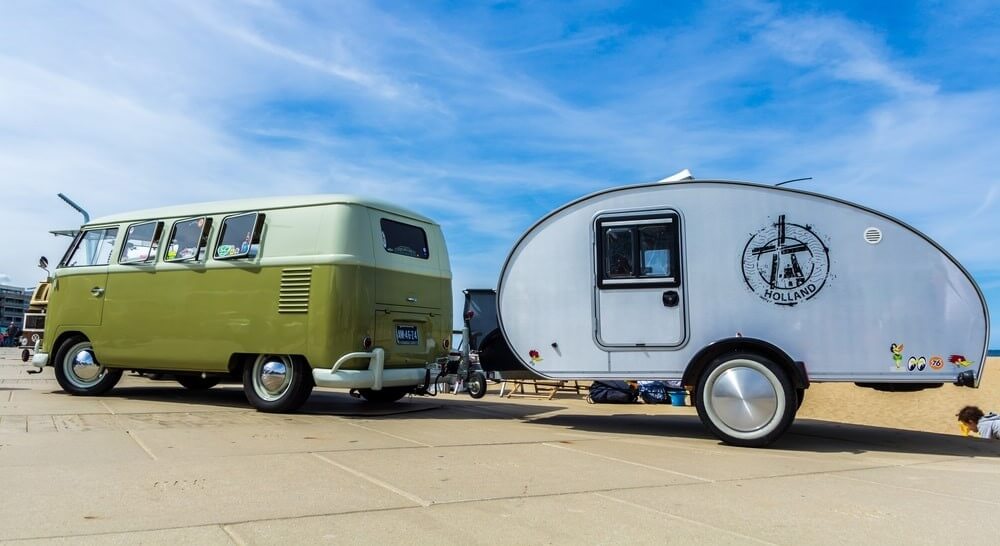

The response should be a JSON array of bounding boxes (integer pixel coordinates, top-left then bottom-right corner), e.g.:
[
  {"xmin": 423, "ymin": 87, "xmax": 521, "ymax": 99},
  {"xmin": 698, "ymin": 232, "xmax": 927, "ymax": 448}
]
[{"xmin": 864, "ymin": 227, "xmax": 882, "ymax": 244}]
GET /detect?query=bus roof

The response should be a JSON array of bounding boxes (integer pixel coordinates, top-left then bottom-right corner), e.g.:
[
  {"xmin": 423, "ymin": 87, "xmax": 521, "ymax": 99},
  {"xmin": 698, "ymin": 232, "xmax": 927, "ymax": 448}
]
[{"xmin": 87, "ymin": 194, "xmax": 437, "ymax": 226}]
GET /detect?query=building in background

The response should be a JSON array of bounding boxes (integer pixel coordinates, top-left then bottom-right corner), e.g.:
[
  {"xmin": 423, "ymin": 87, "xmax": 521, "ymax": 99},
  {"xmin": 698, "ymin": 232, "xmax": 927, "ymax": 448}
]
[{"xmin": 1, "ymin": 284, "xmax": 30, "ymax": 329}]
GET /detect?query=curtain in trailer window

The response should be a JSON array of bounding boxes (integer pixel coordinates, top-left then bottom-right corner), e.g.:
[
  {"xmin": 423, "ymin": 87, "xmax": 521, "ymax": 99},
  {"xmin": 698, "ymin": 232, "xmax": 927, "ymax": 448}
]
[{"xmin": 639, "ymin": 225, "xmax": 671, "ymax": 277}]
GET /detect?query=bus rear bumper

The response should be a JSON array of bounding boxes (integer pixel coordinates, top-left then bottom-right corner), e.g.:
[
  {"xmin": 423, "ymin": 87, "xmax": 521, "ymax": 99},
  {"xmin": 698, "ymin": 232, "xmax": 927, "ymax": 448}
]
[{"xmin": 312, "ymin": 348, "xmax": 426, "ymax": 390}]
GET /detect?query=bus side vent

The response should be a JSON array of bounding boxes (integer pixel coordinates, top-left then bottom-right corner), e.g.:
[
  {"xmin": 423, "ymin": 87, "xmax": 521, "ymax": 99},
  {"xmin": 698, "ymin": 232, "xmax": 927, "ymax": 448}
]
[
  {"xmin": 864, "ymin": 227, "xmax": 882, "ymax": 244},
  {"xmin": 279, "ymin": 267, "xmax": 312, "ymax": 314}
]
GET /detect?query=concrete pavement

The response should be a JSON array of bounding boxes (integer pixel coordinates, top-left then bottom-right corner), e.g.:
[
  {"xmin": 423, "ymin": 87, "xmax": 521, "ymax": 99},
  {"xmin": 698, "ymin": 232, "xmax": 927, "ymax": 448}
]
[{"xmin": 1, "ymin": 348, "xmax": 997, "ymax": 545}]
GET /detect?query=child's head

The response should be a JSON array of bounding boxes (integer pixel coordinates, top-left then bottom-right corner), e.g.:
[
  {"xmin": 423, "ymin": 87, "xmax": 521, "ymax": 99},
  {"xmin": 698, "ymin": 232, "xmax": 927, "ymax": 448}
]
[{"xmin": 957, "ymin": 405, "xmax": 985, "ymax": 431}]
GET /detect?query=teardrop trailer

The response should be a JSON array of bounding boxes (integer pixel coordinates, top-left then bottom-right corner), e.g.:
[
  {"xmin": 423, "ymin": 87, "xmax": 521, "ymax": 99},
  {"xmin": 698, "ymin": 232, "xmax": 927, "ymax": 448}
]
[
  {"xmin": 494, "ymin": 179, "xmax": 990, "ymax": 446},
  {"xmin": 26, "ymin": 195, "xmax": 454, "ymax": 411}
]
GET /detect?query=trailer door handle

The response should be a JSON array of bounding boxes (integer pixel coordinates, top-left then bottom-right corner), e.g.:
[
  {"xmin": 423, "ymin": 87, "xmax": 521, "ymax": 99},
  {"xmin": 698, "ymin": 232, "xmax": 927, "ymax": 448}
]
[
  {"xmin": 662, "ymin": 290, "xmax": 679, "ymax": 307},
  {"xmin": 90, "ymin": 287, "xmax": 105, "ymax": 297}
]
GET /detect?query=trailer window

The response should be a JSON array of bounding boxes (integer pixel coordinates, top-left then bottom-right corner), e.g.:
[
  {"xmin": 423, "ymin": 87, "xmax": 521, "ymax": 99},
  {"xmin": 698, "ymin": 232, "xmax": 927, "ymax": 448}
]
[
  {"xmin": 215, "ymin": 212, "xmax": 263, "ymax": 260},
  {"xmin": 639, "ymin": 225, "xmax": 671, "ymax": 277},
  {"xmin": 597, "ymin": 215, "xmax": 679, "ymax": 288},
  {"xmin": 605, "ymin": 228, "xmax": 634, "ymax": 278},
  {"xmin": 120, "ymin": 221, "xmax": 163, "ymax": 264},
  {"xmin": 165, "ymin": 217, "xmax": 212, "ymax": 262},
  {"xmin": 61, "ymin": 228, "xmax": 119, "ymax": 268},
  {"xmin": 381, "ymin": 219, "xmax": 429, "ymax": 259}
]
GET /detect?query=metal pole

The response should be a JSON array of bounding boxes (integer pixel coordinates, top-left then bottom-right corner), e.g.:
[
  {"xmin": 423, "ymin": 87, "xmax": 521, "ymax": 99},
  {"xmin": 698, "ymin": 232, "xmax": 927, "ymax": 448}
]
[{"xmin": 57, "ymin": 193, "xmax": 90, "ymax": 224}]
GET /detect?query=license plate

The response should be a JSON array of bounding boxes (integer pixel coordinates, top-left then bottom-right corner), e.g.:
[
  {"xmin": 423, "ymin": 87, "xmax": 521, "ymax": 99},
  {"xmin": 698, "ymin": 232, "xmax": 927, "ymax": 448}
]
[{"xmin": 395, "ymin": 325, "xmax": 419, "ymax": 345}]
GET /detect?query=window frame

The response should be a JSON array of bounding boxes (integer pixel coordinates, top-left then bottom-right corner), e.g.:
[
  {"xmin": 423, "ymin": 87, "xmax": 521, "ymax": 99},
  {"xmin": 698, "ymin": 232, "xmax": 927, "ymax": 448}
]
[
  {"xmin": 595, "ymin": 213, "xmax": 681, "ymax": 289},
  {"xmin": 380, "ymin": 218, "xmax": 430, "ymax": 260},
  {"xmin": 59, "ymin": 227, "xmax": 120, "ymax": 268},
  {"xmin": 213, "ymin": 212, "xmax": 265, "ymax": 261},
  {"xmin": 118, "ymin": 221, "xmax": 164, "ymax": 265},
  {"xmin": 164, "ymin": 216, "xmax": 213, "ymax": 263}
]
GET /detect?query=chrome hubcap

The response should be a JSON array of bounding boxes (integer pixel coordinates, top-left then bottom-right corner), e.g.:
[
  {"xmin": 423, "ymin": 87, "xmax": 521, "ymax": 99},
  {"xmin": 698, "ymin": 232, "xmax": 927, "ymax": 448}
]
[
  {"xmin": 709, "ymin": 366, "xmax": 778, "ymax": 433},
  {"xmin": 63, "ymin": 341, "xmax": 106, "ymax": 388},
  {"xmin": 254, "ymin": 356, "xmax": 293, "ymax": 401},
  {"xmin": 72, "ymin": 349, "xmax": 101, "ymax": 381},
  {"xmin": 260, "ymin": 361, "xmax": 288, "ymax": 394}
]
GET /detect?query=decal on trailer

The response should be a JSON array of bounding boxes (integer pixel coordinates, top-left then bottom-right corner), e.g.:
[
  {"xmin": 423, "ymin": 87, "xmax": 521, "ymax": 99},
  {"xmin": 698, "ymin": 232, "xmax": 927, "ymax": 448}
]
[
  {"xmin": 742, "ymin": 214, "xmax": 830, "ymax": 306},
  {"xmin": 928, "ymin": 356, "xmax": 944, "ymax": 370},
  {"xmin": 907, "ymin": 356, "xmax": 927, "ymax": 372},
  {"xmin": 949, "ymin": 355, "xmax": 974, "ymax": 368},
  {"xmin": 891, "ymin": 343, "xmax": 905, "ymax": 370}
]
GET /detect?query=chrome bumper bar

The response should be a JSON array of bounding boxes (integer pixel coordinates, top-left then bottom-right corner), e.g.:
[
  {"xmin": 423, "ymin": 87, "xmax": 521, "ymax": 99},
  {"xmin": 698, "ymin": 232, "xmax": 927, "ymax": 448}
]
[{"xmin": 311, "ymin": 348, "xmax": 427, "ymax": 390}]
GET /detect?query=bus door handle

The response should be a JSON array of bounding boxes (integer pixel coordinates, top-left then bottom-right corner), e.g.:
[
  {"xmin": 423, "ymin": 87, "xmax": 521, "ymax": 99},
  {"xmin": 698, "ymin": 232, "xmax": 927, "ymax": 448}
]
[{"xmin": 90, "ymin": 287, "xmax": 105, "ymax": 297}]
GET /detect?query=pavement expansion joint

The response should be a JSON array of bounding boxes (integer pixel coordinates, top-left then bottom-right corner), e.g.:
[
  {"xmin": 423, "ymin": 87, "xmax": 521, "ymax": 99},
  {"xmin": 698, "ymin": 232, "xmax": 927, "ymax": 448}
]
[
  {"xmin": 830, "ymin": 472, "xmax": 1000, "ymax": 506},
  {"xmin": 542, "ymin": 441, "xmax": 715, "ymax": 483},
  {"xmin": 338, "ymin": 420, "xmax": 434, "ymax": 447},
  {"xmin": 310, "ymin": 452, "xmax": 432, "ymax": 507},
  {"xmin": 126, "ymin": 429, "xmax": 159, "ymax": 461},
  {"xmin": 221, "ymin": 524, "xmax": 248, "ymax": 545},
  {"xmin": 592, "ymin": 492, "xmax": 779, "ymax": 545}
]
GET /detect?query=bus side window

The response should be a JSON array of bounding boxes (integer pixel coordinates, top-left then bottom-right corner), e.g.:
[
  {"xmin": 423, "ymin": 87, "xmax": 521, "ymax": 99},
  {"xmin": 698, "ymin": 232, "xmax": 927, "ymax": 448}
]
[
  {"xmin": 61, "ymin": 228, "xmax": 119, "ymax": 268},
  {"xmin": 215, "ymin": 212, "xmax": 264, "ymax": 260},
  {"xmin": 380, "ymin": 219, "xmax": 429, "ymax": 259},
  {"xmin": 119, "ymin": 221, "xmax": 163, "ymax": 264},
  {"xmin": 165, "ymin": 217, "xmax": 212, "ymax": 262}
]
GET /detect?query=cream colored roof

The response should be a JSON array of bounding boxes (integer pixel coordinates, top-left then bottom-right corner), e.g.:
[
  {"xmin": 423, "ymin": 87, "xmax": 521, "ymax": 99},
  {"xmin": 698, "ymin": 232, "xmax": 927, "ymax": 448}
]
[{"xmin": 88, "ymin": 194, "xmax": 437, "ymax": 226}]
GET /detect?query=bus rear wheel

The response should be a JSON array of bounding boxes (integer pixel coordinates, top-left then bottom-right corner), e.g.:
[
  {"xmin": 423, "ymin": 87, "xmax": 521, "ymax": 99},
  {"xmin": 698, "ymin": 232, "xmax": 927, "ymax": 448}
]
[
  {"xmin": 54, "ymin": 336, "xmax": 123, "ymax": 396},
  {"xmin": 243, "ymin": 354, "xmax": 313, "ymax": 412},
  {"xmin": 694, "ymin": 351, "xmax": 796, "ymax": 447}
]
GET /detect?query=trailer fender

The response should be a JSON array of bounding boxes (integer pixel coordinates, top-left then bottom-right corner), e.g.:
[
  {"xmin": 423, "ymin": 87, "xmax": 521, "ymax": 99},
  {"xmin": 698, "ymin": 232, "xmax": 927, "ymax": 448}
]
[{"xmin": 683, "ymin": 337, "xmax": 809, "ymax": 390}]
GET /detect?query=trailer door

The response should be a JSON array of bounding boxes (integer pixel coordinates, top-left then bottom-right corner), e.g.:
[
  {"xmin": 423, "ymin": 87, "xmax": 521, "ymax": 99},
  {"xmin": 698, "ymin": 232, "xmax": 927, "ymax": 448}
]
[{"xmin": 594, "ymin": 211, "xmax": 685, "ymax": 347}]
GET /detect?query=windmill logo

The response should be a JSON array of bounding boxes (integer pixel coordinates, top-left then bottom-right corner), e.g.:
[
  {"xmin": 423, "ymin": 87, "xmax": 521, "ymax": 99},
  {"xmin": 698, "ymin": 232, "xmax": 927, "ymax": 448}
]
[{"xmin": 742, "ymin": 215, "xmax": 830, "ymax": 306}]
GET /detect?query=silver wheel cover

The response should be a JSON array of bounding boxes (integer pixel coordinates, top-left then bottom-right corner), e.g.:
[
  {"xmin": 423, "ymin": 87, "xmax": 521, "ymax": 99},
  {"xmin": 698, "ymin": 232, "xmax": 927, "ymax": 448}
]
[
  {"xmin": 253, "ymin": 355, "xmax": 293, "ymax": 402},
  {"xmin": 469, "ymin": 378, "xmax": 483, "ymax": 395},
  {"xmin": 702, "ymin": 358, "xmax": 786, "ymax": 440},
  {"xmin": 62, "ymin": 341, "xmax": 107, "ymax": 389}
]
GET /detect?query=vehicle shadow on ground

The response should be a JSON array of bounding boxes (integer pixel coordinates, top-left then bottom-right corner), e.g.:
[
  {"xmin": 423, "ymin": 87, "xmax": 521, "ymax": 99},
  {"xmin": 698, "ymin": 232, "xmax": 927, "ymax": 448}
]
[
  {"xmin": 54, "ymin": 385, "xmax": 564, "ymax": 419},
  {"xmin": 48, "ymin": 384, "xmax": 252, "ymax": 410},
  {"xmin": 531, "ymin": 412, "xmax": 1000, "ymax": 457}
]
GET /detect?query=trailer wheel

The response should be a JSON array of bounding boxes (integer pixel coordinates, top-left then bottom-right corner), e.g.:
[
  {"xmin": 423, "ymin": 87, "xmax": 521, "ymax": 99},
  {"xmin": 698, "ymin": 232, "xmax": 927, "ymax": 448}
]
[
  {"xmin": 243, "ymin": 354, "xmax": 313, "ymax": 412},
  {"xmin": 53, "ymin": 335, "xmax": 122, "ymax": 396},
  {"xmin": 467, "ymin": 372, "xmax": 488, "ymax": 399},
  {"xmin": 357, "ymin": 387, "xmax": 410, "ymax": 403},
  {"xmin": 695, "ymin": 352, "xmax": 796, "ymax": 447},
  {"xmin": 177, "ymin": 375, "xmax": 221, "ymax": 390}
]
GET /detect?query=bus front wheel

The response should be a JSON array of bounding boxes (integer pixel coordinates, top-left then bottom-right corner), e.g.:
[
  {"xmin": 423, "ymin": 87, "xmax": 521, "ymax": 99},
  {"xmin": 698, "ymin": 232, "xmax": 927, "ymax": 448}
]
[
  {"xmin": 54, "ymin": 336, "xmax": 123, "ymax": 396},
  {"xmin": 243, "ymin": 354, "xmax": 313, "ymax": 412}
]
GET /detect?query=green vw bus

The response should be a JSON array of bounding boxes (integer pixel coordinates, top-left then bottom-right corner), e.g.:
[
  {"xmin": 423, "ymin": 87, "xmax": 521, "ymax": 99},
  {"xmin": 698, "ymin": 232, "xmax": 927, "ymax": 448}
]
[{"xmin": 28, "ymin": 195, "xmax": 452, "ymax": 412}]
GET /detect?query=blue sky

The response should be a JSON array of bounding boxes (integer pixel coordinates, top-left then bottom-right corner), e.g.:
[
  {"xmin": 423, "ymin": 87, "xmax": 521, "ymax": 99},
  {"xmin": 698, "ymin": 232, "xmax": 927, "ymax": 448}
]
[{"xmin": 1, "ymin": 1, "xmax": 998, "ymax": 347}]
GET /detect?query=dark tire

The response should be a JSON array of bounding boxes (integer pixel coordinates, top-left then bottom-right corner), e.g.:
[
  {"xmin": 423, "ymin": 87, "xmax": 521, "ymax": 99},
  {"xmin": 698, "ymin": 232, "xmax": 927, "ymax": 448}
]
[
  {"xmin": 243, "ymin": 354, "xmax": 313, "ymax": 412},
  {"xmin": 467, "ymin": 371, "xmax": 488, "ymax": 399},
  {"xmin": 357, "ymin": 386, "xmax": 410, "ymax": 403},
  {"xmin": 694, "ymin": 351, "xmax": 796, "ymax": 447},
  {"xmin": 177, "ymin": 375, "xmax": 221, "ymax": 390},
  {"xmin": 53, "ymin": 335, "xmax": 123, "ymax": 396}
]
